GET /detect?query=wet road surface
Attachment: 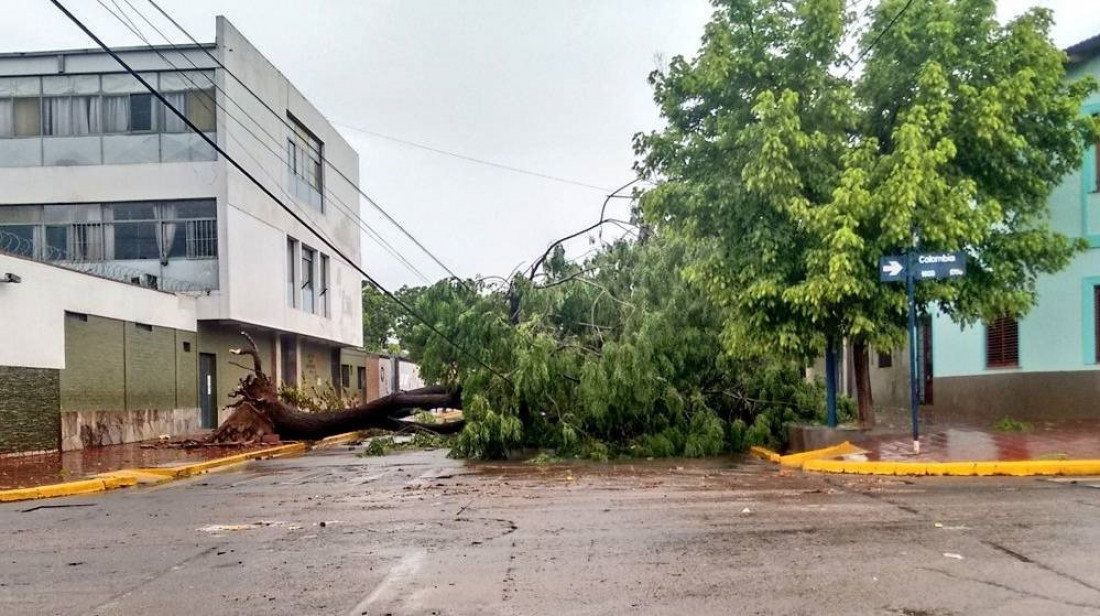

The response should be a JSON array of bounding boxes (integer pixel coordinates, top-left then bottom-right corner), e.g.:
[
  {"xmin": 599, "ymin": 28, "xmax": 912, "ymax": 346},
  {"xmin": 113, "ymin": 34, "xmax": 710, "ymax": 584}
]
[{"xmin": 4, "ymin": 447, "xmax": 1100, "ymax": 615}]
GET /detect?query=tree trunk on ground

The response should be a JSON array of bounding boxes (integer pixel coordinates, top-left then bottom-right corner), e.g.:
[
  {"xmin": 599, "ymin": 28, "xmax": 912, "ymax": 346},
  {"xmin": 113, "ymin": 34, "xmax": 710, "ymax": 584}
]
[
  {"xmin": 208, "ymin": 333, "xmax": 462, "ymax": 444},
  {"xmin": 852, "ymin": 338, "xmax": 875, "ymax": 428}
]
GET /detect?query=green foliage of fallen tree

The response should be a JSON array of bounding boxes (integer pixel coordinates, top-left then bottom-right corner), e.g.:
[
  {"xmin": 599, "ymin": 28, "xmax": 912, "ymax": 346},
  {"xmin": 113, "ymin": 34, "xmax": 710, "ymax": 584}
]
[{"xmin": 398, "ymin": 235, "xmax": 850, "ymax": 460}]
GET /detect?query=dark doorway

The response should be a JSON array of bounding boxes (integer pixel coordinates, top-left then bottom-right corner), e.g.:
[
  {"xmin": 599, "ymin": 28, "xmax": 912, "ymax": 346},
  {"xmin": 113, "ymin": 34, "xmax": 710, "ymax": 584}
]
[{"xmin": 199, "ymin": 353, "xmax": 217, "ymax": 428}]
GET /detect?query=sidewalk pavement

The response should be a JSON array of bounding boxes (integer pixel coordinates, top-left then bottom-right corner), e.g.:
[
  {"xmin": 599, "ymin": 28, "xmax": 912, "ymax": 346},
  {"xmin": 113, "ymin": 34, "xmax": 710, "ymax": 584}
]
[{"xmin": 754, "ymin": 419, "xmax": 1100, "ymax": 477}]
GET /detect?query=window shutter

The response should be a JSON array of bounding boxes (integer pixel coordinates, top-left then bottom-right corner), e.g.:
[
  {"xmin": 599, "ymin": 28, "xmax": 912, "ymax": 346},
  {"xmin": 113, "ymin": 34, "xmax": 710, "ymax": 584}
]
[
  {"xmin": 986, "ymin": 317, "xmax": 1019, "ymax": 368},
  {"xmin": 1095, "ymin": 286, "xmax": 1100, "ymax": 363}
]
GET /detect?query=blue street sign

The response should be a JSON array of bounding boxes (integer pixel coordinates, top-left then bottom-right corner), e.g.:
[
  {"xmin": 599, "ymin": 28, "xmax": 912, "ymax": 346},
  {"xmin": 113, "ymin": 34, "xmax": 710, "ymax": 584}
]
[
  {"xmin": 879, "ymin": 256, "xmax": 905, "ymax": 281},
  {"xmin": 876, "ymin": 248, "xmax": 968, "ymax": 454},
  {"xmin": 880, "ymin": 251, "xmax": 966, "ymax": 282}
]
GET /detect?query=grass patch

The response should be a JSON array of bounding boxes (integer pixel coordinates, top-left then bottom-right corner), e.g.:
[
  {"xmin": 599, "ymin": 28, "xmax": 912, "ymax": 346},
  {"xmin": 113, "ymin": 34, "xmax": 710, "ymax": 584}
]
[
  {"xmin": 358, "ymin": 432, "xmax": 454, "ymax": 457},
  {"xmin": 993, "ymin": 417, "xmax": 1032, "ymax": 433}
]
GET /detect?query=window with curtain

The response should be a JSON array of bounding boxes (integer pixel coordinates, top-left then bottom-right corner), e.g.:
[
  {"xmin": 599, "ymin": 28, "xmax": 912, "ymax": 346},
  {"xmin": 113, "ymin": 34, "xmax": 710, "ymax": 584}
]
[
  {"xmin": 163, "ymin": 91, "xmax": 187, "ymax": 132},
  {"xmin": 43, "ymin": 96, "xmax": 100, "ymax": 136},
  {"xmin": 986, "ymin": 316, "xmax": 1019, "ymax": 368},
  {"xmin": 102, "ymin": 95, "xmax": 129, "ymax": 133},
  {"xmin": 13, "ymin": 98, "xmax": 41, "ymax": 137}
]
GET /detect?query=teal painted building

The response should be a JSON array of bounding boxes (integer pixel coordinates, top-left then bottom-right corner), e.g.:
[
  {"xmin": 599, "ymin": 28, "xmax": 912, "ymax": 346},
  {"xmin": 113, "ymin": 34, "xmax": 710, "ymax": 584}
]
[{"xmin": 928, "ymin": 34, "xmax": 1100, "ymax": 421}]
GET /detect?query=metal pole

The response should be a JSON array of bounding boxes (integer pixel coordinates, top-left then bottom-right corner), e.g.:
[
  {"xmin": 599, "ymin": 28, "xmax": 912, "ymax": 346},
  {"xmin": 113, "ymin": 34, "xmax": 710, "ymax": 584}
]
[
  {"xmin": 825, "ymin": 335, "xmax": 838, "ymax": 428},
  {"xmin": 906, "ymin": 250, "xmax": 920, "ymax": 454}
]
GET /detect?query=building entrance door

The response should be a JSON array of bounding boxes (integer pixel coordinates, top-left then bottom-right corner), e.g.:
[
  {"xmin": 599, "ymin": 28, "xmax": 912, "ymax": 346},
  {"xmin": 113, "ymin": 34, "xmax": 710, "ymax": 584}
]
[{"xmin": 199, "ymin": 353, "xmax": 217, "ymax": 428}]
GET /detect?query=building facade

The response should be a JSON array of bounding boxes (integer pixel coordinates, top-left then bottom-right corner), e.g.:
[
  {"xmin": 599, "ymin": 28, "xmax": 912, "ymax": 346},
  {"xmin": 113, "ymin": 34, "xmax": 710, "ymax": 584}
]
[
  {"xmin": 926, "ymin": 35, "xmax": 1100, "ymax": 422},
  {"xmin": 862, "ymin": 34, "xmax": 1100, "ymax": 424},
  {"xmin": 0, "ymin": 17, "xmax": 364, "ymax": 452}
]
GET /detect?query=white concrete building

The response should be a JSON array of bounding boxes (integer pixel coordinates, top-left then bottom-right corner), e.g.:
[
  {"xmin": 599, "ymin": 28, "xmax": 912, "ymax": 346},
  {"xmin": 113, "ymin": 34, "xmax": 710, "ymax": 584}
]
[{"xmin": 0, "ymin": 17, "xmax": 363, "ymax": 451}]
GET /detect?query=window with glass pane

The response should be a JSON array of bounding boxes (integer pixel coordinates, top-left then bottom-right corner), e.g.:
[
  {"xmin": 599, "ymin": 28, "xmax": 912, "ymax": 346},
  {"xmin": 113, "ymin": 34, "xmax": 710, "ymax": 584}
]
[
  {"xmin": 319, "ymin": 254, "xmax": 330, "ymax": 317},
  {"xmin": 287, "ymin": 237, "xmax": 297, "ymax": 308},
  {"xmin": 301, "ymin": 246, "xmax": 316, "ymax": 313},
  {"xmin": 130, "ymin": 93, "xmax": 154, "ymax": 132},
  {"xmin": 0, "ymin": 225, "xmax": 34, "ymax": 257},
  {"xmin": 0, "ymin": 99, "xmax": 11, "ymax": 137},
  {"xmin": 13, "ymin": 98, "xmax": 41, "ymax": 137},
  {"xmin": 45, "ymin": 226, "xmax": 68, "ymax": 259},
  {"xmin": 187, "ymin": 89, "xmax": 216, "ymax": 132},
  {"xmin": 111, "ymin": 203, "xmax": 157, "ymax": 259},
  {"xmin": 287, "ymin": 115, "xmax": 323, "ymax": 210}
]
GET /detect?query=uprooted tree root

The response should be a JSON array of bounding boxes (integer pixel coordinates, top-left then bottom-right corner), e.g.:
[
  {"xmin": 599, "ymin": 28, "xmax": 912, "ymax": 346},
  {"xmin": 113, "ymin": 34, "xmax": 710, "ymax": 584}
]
[{"xmin": 207, "ymin": 333, "xmax": 463, "ymax": 444}]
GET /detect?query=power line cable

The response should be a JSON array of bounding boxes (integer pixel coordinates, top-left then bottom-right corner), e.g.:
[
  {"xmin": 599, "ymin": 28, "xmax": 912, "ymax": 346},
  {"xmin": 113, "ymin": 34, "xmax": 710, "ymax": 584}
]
[
  {"xmin": 97, "ymin": 0, "xmax": 435, "ymax": 286},
  {"xmin": 331, "ymin": 121, "xmax": 617, "ymax": 193},
  {"xmin": 50, "ymin": 0, "xmax": 513, "ymax": 384},
  {"xmin": 841, "ymin": 0, "xmax": 915, "ymax": 79},
  {"xmin": 139, "ymin": 0, "xmax": 468, "ymax": 283}
]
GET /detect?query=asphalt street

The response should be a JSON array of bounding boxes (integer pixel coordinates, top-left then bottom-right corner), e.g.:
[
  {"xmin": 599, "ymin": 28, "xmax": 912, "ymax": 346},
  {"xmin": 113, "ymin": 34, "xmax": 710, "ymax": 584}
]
[{"xmin": 4, "ymin": 447, "xmax": 1100, "ymax": 615}]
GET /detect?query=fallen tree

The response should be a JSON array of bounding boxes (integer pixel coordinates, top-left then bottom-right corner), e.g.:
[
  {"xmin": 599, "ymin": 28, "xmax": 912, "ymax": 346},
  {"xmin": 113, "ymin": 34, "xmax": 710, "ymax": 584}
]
[{"xmin": 208, "ymin": 333, "xmax": 462, "ymax": 444}]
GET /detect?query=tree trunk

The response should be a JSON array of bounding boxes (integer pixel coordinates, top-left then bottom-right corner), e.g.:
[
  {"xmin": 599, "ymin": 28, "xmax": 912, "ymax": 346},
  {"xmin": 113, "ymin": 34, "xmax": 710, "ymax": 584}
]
[
  {"xmin": 852, "ymin": 338, "xmax": 875, "ymax": 428},
  {"xmin": 208, "ymin": 333, "xmax": 461, "ymax": 444}
]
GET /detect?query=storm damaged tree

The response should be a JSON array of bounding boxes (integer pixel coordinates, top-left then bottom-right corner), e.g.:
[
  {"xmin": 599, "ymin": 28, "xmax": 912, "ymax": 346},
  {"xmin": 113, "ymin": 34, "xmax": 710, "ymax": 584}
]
[
  {"xmin": 635, "ymin": 0, "xmax": 1098, "ymax": 425},
  {"xmin": 208, "ymin": 333, "xmax": 461, "ymax": 444}
]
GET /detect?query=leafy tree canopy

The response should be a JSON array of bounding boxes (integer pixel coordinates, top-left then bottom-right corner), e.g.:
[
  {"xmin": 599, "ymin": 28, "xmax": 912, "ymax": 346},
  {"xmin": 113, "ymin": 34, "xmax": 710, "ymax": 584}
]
[{"xmin": 636, "ymin": 0, "xmax": 1098, "ymax": 361}]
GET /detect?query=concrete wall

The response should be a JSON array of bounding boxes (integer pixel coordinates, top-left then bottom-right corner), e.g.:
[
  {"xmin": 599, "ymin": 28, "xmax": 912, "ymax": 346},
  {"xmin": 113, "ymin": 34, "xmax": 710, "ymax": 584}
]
[
  {"xmin": 299, "ymin": 338, "xmax": 336, "ymax": 391},
  {"xmin": 216, "ymin": 17, "xmax": 364, "ymax": 349},
  {"xmin": 0, "ymin": 253, "xmax": 197, "ymax": 370},
  {"xmin": 0, "ymin": 366, "xmax": 60, "ymax": 454},
  {"xmin": 196, "ymin": 322, "xmax": 276, "ymax": 424},
  {"xmin": 59, "ymin": 313, "xmax": 199, "ymax": 451}
]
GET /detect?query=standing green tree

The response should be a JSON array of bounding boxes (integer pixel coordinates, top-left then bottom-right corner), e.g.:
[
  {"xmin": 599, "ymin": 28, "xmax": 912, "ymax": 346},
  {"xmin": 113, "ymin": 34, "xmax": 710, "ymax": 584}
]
[{"xmin": 636, "ymin": 0, "xmax": 1098, "ymax": 425}]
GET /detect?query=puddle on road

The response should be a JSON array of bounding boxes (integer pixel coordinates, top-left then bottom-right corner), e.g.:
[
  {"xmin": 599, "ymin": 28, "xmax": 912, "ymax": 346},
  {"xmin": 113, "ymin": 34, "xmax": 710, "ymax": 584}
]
[{"xmin": 0, "ymin": 438, "xmax": 272, "ymax": 489}]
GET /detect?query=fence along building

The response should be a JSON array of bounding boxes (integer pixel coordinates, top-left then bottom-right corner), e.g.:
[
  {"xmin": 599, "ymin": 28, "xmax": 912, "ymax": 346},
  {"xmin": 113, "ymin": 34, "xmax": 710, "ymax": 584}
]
[{"xmin": 0, "ymin": 17, "xmax": 364, "ymax": 453}]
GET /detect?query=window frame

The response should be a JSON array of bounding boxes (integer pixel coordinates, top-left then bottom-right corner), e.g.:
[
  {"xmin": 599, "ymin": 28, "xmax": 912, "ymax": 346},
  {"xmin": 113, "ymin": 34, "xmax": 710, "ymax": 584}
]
[
  {"xmin": 985, "ymin": 316, "xmax": 1020, "ymax": 369},
  {"xmin": 286, "ymin": 237, "xmax": 298, "ymax": 309},
  {"xmin": 301, "ymin": 244, "xmax": 316, "ymax": 314}
]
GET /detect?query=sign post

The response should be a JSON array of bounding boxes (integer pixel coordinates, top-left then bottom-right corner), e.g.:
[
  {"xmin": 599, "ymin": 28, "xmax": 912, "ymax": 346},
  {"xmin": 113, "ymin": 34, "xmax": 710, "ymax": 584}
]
[{"xmin": 879, "ymin": 249, "xmax": 966, "ymax": 454}]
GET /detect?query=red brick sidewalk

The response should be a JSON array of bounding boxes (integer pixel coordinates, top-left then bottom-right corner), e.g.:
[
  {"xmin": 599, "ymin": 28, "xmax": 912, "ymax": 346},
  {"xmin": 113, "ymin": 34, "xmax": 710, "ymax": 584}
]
[{"xmin": 855, "ymin": 419, "xmax": 1100, "ymax": 462}]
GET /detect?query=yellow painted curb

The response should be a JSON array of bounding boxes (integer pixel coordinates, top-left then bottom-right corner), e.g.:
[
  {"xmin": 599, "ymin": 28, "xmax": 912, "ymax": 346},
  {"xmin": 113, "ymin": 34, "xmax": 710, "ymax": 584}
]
[
  {"xmin": 315, "ymin": 432, "xmax": 363, "ymax": 447},
  {"xmin": 136, "ymin": 442, "xmax": 307, "ymax": 479},
  {"xmin": 779, "ymin": 441, "xmax": 866, "ymax": 467},
  {"xmin": 799, "ymin": 458, "xmax": 1100, "ymax": 477},
  {"xmin": 0, "ymin": 475, "xmax": 137, "ymax": 503},
  {"xmin": 0, "ymin": 442, "xmax": 308, "ymax": 504},
  {"xmin": 749, "ymin": 446, "xmax": 781, "ymax": 463}
]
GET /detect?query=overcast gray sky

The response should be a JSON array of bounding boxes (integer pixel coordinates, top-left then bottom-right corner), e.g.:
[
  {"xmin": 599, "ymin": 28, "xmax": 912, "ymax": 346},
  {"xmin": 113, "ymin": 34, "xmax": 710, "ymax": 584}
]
[{"xmin": 4, "ymin": 1, "xmax": 1099, "ymax": 288}]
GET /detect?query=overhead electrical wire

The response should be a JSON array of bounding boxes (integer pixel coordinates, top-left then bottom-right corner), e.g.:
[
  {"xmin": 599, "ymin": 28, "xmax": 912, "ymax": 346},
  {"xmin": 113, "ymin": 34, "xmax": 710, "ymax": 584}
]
[
  {"xmin": 96, "ymin": 0, "xmax": 435, "ymax": 285},
  {"xmin": 139, "ymin": 0, "xmax": 469, "ymax": 284},
  {"xmin": 49, "ymin": 0, "xmax": 514, "ymax": 383},
  {"xmin": 330, "ymin": 121, "xmax": 618, "ymax": 193}
]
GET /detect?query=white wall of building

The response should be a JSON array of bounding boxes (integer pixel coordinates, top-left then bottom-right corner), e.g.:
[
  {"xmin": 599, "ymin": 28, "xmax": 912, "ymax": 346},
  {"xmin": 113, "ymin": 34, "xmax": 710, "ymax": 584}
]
[
  {"xmin": 0, "ymin": 253, "xmax": 197, "ymax": 370},
  {"xmin": 215, "ymin": 16, "xmax": 363, "ymax": 348},
  {"xmin": 0, "ymin": 19, "xmax": 364, "ymax": 349}
]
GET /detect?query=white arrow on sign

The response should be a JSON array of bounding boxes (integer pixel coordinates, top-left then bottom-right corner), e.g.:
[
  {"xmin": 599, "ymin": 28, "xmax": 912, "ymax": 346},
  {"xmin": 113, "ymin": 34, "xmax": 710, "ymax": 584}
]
[{"xmin": 881, "ymin": 260, "xmax": 904, "ymax": 277}]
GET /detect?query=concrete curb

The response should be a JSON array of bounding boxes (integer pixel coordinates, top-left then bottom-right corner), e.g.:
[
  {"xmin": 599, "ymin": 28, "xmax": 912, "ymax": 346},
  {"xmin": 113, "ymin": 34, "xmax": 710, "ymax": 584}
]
[
  {"xmin": 0, "ymin": 442, "xmax": 307, "ymax": 503},
  {"xmin": 752, "ymin": 442, "xmax": 1100, "ymax": 477},
  {"xmin": 314, "ymin": 432, "xmax": 363, "ymax": 448}
]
